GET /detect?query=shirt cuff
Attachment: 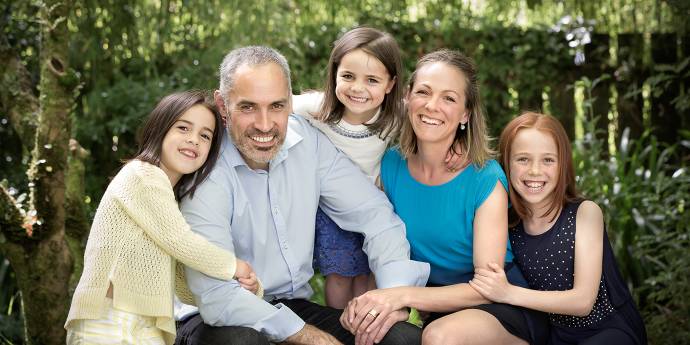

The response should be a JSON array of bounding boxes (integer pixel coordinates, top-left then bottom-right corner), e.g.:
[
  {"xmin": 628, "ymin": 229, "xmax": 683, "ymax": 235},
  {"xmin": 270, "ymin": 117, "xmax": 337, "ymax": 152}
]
[
  {"xmin": 255, "ymin": 302, "xmax": 306, "ymax": 342},
  {"xmin": 375, "ymin": 260, "xmax": 430, "ymax": 288}
]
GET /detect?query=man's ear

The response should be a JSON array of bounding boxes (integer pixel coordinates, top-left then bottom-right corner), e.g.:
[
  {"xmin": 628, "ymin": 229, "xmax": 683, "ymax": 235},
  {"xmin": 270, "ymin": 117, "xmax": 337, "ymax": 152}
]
[
  {"xmin": 214, "ymin": 90, "xmax": 230, "ymax": 128},
  {"xmin": 214, "ymin": 90, "xmax": 227, "ymax": 113}
]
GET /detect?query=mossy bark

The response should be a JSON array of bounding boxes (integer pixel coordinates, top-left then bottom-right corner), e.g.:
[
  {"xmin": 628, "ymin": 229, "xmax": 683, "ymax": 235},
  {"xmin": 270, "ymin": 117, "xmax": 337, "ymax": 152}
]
[{"xmin": 0, "ymin": 1, "xmax": 89, "ymax": 344}]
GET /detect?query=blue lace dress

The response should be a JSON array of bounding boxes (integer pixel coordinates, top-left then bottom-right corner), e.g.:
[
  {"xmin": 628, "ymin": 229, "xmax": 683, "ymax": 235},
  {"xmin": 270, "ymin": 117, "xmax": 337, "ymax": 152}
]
[{"xmin": 314, "ymin": 208, "xmax": 369, "ymax": 276}]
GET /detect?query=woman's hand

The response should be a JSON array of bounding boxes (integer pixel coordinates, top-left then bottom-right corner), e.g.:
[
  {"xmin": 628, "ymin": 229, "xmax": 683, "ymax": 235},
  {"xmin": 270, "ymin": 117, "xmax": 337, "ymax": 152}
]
[
  {"xmin": 469, "ymin": 262, "xmax": 514, "ymax": 304},
  {"xmin": 340, "ymin": 291, "xmax": 410, "ymax": 345},
  {"xmin": 341, "ymin": 288, "xmax": 407, "ymax": 332}
]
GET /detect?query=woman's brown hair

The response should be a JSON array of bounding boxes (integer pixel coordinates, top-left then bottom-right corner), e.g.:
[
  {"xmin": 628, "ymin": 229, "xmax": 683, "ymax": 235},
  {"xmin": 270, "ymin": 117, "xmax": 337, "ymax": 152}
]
[
  {"xmin": 498, "ymin": 111, "xmax": 580, "ymax": 225},
  {"xmin": 134, "ymin": 90, "xmax": 223, "ymax": 200}
]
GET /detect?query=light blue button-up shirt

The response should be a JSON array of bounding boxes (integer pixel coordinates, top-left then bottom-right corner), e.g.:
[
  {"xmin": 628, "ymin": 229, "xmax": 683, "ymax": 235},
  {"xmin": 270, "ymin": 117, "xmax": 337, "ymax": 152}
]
[{"xmin": 178, "ymin": 115, "xmax": 429, "ymax": 342}]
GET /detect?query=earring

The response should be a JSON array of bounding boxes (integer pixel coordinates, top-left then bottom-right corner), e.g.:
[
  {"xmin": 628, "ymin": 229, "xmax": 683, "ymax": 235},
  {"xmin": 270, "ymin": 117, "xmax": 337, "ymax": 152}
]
[{"xmin": 460, "ymin": 123, "xmax": 466, "ymax": 130}]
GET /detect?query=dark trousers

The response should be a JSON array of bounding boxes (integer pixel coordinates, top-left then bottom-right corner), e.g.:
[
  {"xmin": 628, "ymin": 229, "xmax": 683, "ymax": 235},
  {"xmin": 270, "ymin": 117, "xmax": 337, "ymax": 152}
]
[{"xmin": 175, "ymin": 299, "xmax": 421, "ymax": 345}]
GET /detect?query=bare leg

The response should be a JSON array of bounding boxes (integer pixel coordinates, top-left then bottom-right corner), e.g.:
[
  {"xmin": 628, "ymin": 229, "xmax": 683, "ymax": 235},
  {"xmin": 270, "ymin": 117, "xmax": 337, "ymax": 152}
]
[
  {"xmin": 325, "ymin": 274, "xmax": 354, "ymax": 309},
  {"xmin": 352, "ymin": 274, "xmax": 371, "ymax": 298},
  {"xmin": 422, "ymin": 309, "xmax": 528, "ymax": 345},
  {"xmin": 368, "ymin": 273, "xmax": 377, "ymax": 290}
]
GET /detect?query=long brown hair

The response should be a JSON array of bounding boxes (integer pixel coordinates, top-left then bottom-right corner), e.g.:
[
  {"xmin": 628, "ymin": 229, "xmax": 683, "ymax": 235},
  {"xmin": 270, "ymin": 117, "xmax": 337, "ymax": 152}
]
[
  {"xmin": 134, "ymin": 90, "xmax": 223, "ymax": 200},
  {"xmin": 319, "ymin": 26, "xmax": 404, "ymax": 139},
  {"xmin": 498, "ymin": 111, "xmax": 580, "ymax": 225},
  {"xmin": 399, "ymin": 49, "xmax": 494, "ymax": 167}
]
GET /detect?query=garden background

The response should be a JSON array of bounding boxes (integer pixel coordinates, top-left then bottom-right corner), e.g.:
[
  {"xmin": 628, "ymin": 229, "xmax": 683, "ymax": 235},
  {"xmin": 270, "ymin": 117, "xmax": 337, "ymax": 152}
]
[{"xmin": 0, "ymin": 1, "xmax": 688, "ymax": 344}]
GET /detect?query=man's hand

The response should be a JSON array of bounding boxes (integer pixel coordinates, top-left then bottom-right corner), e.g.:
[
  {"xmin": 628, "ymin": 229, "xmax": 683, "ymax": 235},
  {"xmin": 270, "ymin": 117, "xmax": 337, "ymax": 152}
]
[{"xmin": 282, "ymin": 324, "xmax": 343, "ymax": 345}]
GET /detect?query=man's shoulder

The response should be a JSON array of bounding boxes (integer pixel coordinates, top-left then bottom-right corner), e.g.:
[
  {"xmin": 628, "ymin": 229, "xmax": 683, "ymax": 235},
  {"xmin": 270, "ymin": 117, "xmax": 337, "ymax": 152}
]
[
  {"xmin": 288, "ymin": 113, "xmax": 317, "ymax": 136},
  {"xmin": 285, "ymin": 114, "xmax": 324, "ymax": 150}
]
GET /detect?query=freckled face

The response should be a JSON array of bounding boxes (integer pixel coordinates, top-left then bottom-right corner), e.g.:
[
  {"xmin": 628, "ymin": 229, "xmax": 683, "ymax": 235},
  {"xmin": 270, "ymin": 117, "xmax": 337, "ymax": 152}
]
[{"xmin": 509, "ymin": 128, "xmax": 559, "ymax": 212}]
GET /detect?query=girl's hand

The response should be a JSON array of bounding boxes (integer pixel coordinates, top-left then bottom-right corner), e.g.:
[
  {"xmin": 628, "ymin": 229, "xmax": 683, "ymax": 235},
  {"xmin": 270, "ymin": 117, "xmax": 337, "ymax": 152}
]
[
  {"xmin": 234, "ymin": 259, "xmax": 254, "ymax": 280},
  {"xmin": 445, "ymin": 142, "xmax": 469, "ymax": 172},
  {"xmin": 238, "ymin": 272, "xmax": 260, "ymax": 294},
  {"xmin": 469, "ymin": 262, "xmax": 513, "ymax": 304}
]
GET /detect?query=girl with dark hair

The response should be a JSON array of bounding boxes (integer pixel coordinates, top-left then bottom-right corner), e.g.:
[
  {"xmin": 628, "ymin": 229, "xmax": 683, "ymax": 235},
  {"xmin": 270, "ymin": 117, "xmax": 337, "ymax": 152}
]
[
  {"xmin": 65, "ymin": 90, "xmax": 261, "ymax": 345},
  {"xmin": 470, "ymin": 112, "xmax": 646, "ymax": 345}
]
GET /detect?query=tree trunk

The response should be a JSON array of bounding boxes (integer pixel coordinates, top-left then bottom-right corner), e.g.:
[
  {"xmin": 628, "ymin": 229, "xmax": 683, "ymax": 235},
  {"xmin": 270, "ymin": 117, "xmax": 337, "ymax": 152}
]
[{"xmin": 0, "ymin": 1, "xmax": 88, "ymax": 344}]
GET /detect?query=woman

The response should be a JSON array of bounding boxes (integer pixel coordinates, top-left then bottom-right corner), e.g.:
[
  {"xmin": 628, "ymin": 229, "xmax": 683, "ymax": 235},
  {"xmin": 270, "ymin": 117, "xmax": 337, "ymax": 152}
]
[{"xmin": 341, "ymin": 49, "xmax": 548, "ymax": 345}]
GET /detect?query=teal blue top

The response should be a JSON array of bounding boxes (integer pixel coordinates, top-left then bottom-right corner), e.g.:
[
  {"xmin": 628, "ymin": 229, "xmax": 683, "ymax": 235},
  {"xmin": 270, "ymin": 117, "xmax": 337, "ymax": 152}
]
[{"xmin": 381, "ymin": 148, "xmax": 513, "ymax": 285}]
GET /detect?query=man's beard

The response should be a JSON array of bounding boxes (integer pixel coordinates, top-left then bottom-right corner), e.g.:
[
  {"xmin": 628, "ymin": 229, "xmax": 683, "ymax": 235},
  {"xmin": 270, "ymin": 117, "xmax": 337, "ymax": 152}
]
[{"xmin": 230, "ymin": 126, "xmax": 285, "ymax": 166}]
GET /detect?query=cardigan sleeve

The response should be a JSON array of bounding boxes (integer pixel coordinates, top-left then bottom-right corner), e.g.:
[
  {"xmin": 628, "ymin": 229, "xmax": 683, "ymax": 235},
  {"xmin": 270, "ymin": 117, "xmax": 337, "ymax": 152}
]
[
  {"xmin": 175, "ymin": 262, "xmax": 263, "ymax": 306},
  {"xmin": 114, "ymin": 163, "xmax": 236, "ymax": 281}
]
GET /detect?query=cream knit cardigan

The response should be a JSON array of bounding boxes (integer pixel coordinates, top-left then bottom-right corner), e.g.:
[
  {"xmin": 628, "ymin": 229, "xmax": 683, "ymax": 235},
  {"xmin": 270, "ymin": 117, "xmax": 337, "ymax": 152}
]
[{"xmin": 65, "ymin": 160, "xmax": 239, "ymax": 344}]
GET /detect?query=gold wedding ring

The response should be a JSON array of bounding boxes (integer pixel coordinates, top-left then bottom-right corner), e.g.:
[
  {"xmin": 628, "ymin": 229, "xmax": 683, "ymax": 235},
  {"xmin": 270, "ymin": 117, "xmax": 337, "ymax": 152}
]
[{"xmin": 367, "ymin": 309, "xmax": 379, "ymax": 318}]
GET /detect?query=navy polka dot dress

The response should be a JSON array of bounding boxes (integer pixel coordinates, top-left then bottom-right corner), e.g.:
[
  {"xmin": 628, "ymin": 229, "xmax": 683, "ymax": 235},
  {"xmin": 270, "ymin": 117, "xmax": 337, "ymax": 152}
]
[{"xmin": 510, "ymin": 201, "xmax": 647, "ymax": 344}]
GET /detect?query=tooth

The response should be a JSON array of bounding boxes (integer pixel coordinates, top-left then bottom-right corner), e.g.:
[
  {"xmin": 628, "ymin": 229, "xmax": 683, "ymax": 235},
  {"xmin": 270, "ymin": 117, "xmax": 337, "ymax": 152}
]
[{"xmin": 252, "ymin": 136, "xmax": 274, "ymax": 143}]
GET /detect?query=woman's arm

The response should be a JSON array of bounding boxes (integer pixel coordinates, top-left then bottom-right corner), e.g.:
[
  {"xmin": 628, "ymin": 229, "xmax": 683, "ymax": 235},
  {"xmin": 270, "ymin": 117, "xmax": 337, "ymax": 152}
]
[
  {"xmin": 471, "ymin": 201, "xmax": 604, "ymax": 317},
  {"xmin": 351, "ymin": 181, "xmax": 509, "ymax": 315}
]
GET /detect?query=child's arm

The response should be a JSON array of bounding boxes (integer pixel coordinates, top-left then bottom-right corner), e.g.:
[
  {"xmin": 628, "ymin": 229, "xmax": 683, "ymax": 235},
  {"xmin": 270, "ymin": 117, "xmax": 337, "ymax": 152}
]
[
  {"xmin": 116, "ymin": 165, "xmax": 237, "ymax": 281},
  {"xmin": 470, "ymin": 201, "xmax": 604, "ymax": 317},
  {"xmin": 291, "ymin": 92, "xmax": 323, "ymax": 120}
]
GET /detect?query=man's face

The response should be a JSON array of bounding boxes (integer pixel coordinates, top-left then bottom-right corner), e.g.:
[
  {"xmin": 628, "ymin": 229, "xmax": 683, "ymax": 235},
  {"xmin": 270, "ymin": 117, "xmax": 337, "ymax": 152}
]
[{"xmin": 215, "ymin": 63, "xmax": 290, "ymax": 170}]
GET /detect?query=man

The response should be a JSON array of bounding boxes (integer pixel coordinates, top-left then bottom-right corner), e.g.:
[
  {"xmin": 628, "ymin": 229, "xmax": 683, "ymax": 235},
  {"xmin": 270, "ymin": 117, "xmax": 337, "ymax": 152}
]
[{"xmin": 175, "ymin": 46, "xmax": 429, "ymax": 345}]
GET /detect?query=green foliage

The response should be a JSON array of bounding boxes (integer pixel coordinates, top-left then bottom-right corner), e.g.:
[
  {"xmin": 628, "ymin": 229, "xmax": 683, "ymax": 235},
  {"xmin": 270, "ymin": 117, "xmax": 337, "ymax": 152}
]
[
  {"xmin": 573, "ymin": 76, "xmax": 690, "ymax": 345},
  {"xmin": 0, "ymin": 260, "xmax": 21, "ymax": 344},
  {"xmin": 1, "ymin": 0, "xmax": 688, "ymax": 341}
]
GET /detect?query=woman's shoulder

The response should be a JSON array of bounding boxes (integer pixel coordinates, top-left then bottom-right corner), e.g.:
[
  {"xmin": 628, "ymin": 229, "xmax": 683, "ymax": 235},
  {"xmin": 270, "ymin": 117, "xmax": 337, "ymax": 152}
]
[
  {"xmin": 380, "ymin": 147, "xmax": 406, "ymax": 190},
  {"xmin": 382, "ymin": 147, "xmax": 404, "ymax": 165},
  {"xmin": 471, "ymin": 159, "xmax": 507, "ymax": 182},
  {"xmin": 474, "ymin": 159, "xmax": 502, "ymax": 174}
]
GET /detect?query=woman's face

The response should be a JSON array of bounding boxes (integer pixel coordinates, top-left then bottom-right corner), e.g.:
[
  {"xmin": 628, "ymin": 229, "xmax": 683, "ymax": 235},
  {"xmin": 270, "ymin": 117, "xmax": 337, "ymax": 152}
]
[{"xmin": 406, "ymin": 62, "xmax": 468, "ymax": 147}]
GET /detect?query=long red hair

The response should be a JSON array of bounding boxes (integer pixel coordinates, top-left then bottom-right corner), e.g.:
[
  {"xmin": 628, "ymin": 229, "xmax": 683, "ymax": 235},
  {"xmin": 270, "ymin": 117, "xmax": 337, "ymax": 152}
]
[{"xmin": 498, "ymin": 112, "xmax": 580, "ymax": 226}]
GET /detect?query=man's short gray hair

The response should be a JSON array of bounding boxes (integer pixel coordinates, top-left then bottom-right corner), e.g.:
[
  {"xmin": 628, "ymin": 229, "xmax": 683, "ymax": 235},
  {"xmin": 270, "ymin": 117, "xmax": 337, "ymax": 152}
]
[{"xmin": 218, "ymin": 46, "xmax": 292, "ymax": 97}]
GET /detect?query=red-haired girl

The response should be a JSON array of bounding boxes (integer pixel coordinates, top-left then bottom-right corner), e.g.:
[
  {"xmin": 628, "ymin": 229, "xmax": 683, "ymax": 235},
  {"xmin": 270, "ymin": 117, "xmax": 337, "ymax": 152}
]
[{"xmin": 470, "ymin": 112, "xmax": 646, "ymax": 345}]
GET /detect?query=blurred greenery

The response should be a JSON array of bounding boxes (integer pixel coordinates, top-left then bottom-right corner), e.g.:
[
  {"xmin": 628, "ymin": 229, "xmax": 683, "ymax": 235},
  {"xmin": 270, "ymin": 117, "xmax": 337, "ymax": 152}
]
[
  {"xmin": 1, "ymin": 0, "xmax": 688, "ymax": 343},
  {"xmin": 573, "ymin": 75, "xmax": 690, "ymax": 344}
]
